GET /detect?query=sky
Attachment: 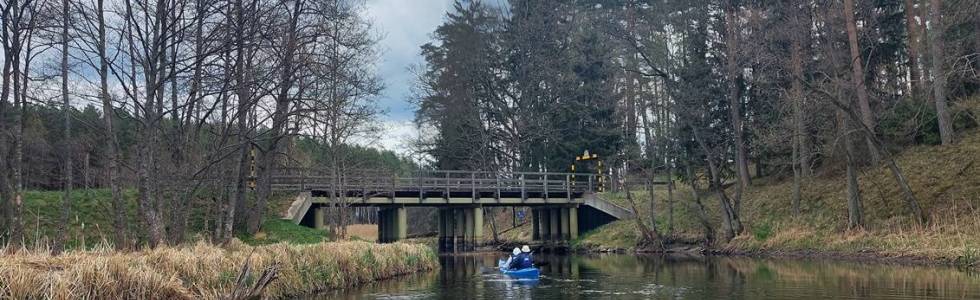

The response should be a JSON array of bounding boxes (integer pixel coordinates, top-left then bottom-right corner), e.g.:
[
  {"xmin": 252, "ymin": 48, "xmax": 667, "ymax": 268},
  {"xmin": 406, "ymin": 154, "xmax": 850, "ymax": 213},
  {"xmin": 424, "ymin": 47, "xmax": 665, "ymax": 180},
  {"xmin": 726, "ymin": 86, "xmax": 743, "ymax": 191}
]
[{"xmin": 362, "ymin": 0, "xmax": 456, "ymax": 154}]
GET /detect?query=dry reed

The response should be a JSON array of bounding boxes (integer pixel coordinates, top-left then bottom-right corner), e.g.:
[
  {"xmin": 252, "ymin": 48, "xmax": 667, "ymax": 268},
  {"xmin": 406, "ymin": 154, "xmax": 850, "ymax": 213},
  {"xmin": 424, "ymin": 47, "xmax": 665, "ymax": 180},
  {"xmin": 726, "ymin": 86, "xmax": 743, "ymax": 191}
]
[{"xmin": 0, "ymin": 240, "xmax": 438, "ymax": 299}]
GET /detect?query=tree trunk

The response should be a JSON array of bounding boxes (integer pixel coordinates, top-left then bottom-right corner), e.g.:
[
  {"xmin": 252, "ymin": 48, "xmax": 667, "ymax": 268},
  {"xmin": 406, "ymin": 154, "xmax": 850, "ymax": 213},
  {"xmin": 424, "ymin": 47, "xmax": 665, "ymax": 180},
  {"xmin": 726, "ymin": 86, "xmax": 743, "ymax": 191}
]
[
  {"xmin": 487, "ymin": 207, "xmax": 499, "ymax": 243},
  {"xmin": 0, "ymin": 24, "xmax": 12, "ymax": 243},
  {"xmin": 724, "ymin": 1, "xmax": 751, "ymax": 189},
  {"xmin": 927, "ymin": 0, "xmax": 954, "ymax": 145},
  {"xmin": 96, "ymin": 0, "xmax": 127, "ymax": 249},
  {"xmin": 647, "ymin": 179, "xmax": 658, "ymax": 233},
  {"xmin": 227, "ymin": 0, "xmax": 252, "ymax": 242},
  {"xmin": 247, "ymin": 0, "xmax": 302, "ymax": 234},
  {"xmin": 904, "ymin": 0, "xmax": 925, "ymax": 98},
  {"xmin": 665, "ymin": 165, "xmax": 675, "ymax": 235},
  {"xmin": 843, "ymin": 0, "xmax": 880, "ymax": 163},
  {"xmin": 693, "ymin": 129, "xmax": 742, "ymax": 241},
  {"xmin": 130, "ymin": 0, "xmax": 170, "ymax": 247},
  {"xmin": 624, "ymin": 184, "xmax": 659, "ymax": 246},
  {"xmin": 790, "ymin": 30, "xmax": 811, "ymax": 177},
  {"xmin": 790, "ymin": 24, "xmax": 807, "ymax": 215},
  {"xmin": 685, "ymin": 165, "xmax": 714, "ymax": 246},
  {"xmin": 54, "ymin": 0, "xmax": 72, "ymax": 254},
  {"xmin": 11, "ymin": 16, "xmax": 26, "ymax": 249},
  {"xmin": 842, "ymin": 113, "xmax": 864, "ymax": 229}
]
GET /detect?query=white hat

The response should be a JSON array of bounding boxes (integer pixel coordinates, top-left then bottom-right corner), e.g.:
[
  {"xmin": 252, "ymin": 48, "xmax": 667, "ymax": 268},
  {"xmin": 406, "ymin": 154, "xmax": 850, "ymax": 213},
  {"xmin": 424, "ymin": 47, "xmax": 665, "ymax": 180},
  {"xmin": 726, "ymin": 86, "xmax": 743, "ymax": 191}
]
[
  {"xmin": 521, "ymin": 245, "xmax": 531, "ymax": 253},
  {"xmin": 512, "ymin": 248, "xmax": 521, "ymax": 255}
]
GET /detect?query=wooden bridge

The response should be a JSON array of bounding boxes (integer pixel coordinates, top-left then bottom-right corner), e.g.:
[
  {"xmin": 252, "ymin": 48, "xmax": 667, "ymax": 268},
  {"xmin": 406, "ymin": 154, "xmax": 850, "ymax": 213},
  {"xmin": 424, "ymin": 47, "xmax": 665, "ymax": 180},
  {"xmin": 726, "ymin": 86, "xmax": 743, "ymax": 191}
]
[{"xmin": 274, "ymin": 169, "xmax": 633, "ymax": 252}]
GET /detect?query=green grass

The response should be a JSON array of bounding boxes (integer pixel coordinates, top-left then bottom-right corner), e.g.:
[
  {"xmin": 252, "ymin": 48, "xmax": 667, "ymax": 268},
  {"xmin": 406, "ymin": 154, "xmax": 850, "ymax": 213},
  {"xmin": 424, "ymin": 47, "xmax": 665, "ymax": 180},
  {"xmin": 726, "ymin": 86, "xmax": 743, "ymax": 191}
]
[
  {"xmin": 237, "ymin": 219, "xmax": 328, "ymax": 245},
  {"xmin": 571, "ymin": 220, "xmax": 638, "ymax": 251},
  {"xmin": 19, "ymin": 189, "xmax": 140, "ymax": 249},
  {"xmin": 15, "ymin": 188, "xmax": 311, "ymax": 249}
]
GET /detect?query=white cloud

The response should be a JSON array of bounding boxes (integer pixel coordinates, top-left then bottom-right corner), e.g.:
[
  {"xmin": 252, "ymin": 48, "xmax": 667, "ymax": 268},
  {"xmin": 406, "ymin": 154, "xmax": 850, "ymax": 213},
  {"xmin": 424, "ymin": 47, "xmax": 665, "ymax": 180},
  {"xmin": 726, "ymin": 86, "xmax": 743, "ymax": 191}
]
[
  {"xmin": 363, "ymin": 0, "xmax": 455, "ymax": 121},
  {"xmin": 349, "ymin": 119, "xmax": 423, "ymax": 158}
]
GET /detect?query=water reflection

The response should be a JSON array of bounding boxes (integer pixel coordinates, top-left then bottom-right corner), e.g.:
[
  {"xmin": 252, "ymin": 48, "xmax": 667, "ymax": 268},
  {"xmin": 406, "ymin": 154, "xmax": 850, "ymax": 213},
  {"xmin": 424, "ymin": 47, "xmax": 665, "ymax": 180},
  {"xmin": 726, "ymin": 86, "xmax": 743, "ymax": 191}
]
[{"xmin": 327, "ymin": 253, "xmax": 980, "ymax": 299}]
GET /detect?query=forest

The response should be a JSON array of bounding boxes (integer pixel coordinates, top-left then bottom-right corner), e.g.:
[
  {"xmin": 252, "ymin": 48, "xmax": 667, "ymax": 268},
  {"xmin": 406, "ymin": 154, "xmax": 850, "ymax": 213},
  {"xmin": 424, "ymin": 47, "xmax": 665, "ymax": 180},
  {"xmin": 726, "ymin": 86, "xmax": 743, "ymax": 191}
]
[
  {"xmin": 1, "ymin": 0, "xmax": 979, "ymax": 252},
  {"xmin": 0, "ymin": 0, "xmax": 426, "ymax": 252},
  {"xmin": 414, "ymin": 0, "xmax": 980, "ymax": 245}
]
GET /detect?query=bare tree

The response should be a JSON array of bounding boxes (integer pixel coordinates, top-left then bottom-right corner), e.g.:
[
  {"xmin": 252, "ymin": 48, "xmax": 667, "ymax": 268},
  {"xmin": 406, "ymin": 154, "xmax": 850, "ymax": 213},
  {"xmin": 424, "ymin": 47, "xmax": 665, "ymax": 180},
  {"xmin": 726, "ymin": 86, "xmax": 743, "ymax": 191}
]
[
  {"xmin": 53, "ymin": 0, "xmax": 71, "ymax": 255},
  {"xmin": 927, "ymin": 0, "xmax": 954, "ymax": 145},
  {"xmin": 904, "ymin": 0, "xmax": 926, "ymax": 98},
  {"xmin": 723, "ymin": 0, "xmax": 751, "ymax": 189},
  {"xmin": 842, "ymin": 0, "xmax": 879, "ymax": 162},
  {"xmin": 248, "ymin": 0, "xmax": 305, "ymax": 234}
]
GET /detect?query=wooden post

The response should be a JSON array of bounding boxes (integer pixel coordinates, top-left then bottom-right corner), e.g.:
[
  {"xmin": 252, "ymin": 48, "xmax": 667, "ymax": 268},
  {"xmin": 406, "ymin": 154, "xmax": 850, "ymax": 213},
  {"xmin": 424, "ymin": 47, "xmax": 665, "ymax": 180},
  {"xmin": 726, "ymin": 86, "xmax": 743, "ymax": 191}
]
[
  {"xmin": 471, "ymin": 172, "xmax": 477, "ymax": 202},
  {"xmin": 445, "ymin": 172, "xmax": 451, "ymax": 201},
  {"xmin": 544, "ymin": 173, "xmax": 549, "ymax": 201},
  {"xmin": 495, "ymin": 174, "xmax": 501, "ymax": 203},
  {"xmin": 300, "ymin": 169, "xmax": 307, "ymax": 191},
  {"xmin": 520, "ymin": 174, "xmax": 526, "ymax": 202},
  {"xmin": 566, "ymin": 174, "xmax": 572, "ymax": 201}
]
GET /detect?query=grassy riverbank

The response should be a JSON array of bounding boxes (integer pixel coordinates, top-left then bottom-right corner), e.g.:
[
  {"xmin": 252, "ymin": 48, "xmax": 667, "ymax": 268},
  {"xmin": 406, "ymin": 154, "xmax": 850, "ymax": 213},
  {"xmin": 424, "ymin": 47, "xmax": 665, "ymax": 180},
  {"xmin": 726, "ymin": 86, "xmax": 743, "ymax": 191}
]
[
  {"xmin": 0, "ymin": 240, "xmax": 438, "ymax": 299},
  {"xmin": 571, "ymin": 130, "xmax": 980, "ymax": 268},
  {"xmin": 11, "ymin": 189, "xmax": 313, "ymax": 248}
]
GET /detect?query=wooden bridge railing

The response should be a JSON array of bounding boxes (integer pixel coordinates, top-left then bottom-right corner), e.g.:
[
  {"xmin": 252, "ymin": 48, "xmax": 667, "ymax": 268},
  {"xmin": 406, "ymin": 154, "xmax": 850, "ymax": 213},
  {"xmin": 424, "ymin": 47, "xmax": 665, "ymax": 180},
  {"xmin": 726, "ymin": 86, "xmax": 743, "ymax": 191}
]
[{"xmin": 270, "ymin": 169, "xmax": 597, "ymax": 198}]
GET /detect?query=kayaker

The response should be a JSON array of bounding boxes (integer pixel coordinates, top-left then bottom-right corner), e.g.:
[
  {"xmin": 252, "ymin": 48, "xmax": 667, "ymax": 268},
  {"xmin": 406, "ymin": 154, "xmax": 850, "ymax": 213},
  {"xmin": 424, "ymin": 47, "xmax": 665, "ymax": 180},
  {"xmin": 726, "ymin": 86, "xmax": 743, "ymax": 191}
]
[
  {"xmin": 503, "ymin": 247, "xmax": 520, "ymax": 268},
  {"xmin": 508, "ymin": 245, "xmax": 533, "ymax": 270}
]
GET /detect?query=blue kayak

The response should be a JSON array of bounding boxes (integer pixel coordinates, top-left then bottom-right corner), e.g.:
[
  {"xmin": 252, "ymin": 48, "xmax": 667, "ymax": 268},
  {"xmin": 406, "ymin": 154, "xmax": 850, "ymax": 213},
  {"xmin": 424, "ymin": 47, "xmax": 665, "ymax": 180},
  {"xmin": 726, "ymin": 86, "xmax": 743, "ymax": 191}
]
[{"xmin": 498, "ymin": 259, "xmax": 541, "ymax": 278}]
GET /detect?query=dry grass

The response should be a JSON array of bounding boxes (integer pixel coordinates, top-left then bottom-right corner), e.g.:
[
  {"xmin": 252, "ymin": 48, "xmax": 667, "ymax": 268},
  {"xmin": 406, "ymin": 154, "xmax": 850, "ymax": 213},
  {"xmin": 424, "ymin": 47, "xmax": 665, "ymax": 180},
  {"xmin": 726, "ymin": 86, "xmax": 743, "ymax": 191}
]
[
  {"xmin": 581, "ymin": 129, "xmax": 980, "ymax": 267},
  {"xmin": 0, "ymin": 240, "xmax": 438, "ymax": 299},
  {"xmin": 345, "ymin": 224, "xmax": 379, "ymax": 242},
  {"xmin": 728, "ymin": 129, "xmax": 980, "ymax": 266}
]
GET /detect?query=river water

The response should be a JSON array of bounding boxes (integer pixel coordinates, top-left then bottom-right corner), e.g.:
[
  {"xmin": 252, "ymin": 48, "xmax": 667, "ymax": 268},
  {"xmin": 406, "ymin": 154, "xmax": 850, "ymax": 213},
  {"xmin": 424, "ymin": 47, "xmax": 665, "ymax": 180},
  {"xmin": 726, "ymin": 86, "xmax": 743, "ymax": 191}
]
[{"xmin": 326, "ymin": 253, "xmax": 980, "ymax": 299}]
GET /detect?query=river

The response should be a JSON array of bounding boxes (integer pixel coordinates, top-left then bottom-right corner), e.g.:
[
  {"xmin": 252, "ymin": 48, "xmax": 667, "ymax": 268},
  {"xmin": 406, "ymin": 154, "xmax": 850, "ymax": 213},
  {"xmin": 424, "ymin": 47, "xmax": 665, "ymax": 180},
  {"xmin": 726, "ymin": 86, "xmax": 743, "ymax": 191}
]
[{"xmin": 325, "ymin": 253, "xmax": 980, "ymax": 299}]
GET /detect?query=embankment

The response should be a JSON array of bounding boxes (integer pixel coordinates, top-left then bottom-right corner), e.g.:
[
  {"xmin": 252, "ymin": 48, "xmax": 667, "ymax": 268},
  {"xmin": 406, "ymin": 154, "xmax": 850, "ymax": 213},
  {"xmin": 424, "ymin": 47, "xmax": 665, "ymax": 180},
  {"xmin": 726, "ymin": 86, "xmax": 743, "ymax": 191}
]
[
  {"xmin": 0, "ymin": 240, "xmax": 438, "ymax": 299},
  {"xmin": 558, "ymin": 130, "xmax": 980, "ymax": 268}
]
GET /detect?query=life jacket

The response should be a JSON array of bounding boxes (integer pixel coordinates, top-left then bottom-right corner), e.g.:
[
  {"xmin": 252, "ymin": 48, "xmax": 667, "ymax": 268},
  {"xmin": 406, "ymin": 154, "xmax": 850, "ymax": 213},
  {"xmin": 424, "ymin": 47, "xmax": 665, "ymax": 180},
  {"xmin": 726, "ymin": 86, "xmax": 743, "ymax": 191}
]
[{"xmin": 508, "ymin": 252, "xmax": 533, "ymax": 270}]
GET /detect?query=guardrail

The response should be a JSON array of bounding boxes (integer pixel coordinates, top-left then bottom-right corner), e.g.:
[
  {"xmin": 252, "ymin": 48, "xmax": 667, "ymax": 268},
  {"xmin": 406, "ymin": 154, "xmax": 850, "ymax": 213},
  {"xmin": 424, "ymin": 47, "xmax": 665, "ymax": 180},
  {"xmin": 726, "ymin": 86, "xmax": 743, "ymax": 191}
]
[{"xmin": 270, "ymin": 169, "xmax": 597, "ymax": 198}]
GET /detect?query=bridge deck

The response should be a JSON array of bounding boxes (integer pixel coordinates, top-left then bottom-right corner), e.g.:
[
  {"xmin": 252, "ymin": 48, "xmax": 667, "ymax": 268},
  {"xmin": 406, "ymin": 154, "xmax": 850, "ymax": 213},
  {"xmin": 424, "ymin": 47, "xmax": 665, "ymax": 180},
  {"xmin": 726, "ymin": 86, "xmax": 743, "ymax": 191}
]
[{"xmin": 273, "ymin": 170, "xmax": 598, "ymax": 206}]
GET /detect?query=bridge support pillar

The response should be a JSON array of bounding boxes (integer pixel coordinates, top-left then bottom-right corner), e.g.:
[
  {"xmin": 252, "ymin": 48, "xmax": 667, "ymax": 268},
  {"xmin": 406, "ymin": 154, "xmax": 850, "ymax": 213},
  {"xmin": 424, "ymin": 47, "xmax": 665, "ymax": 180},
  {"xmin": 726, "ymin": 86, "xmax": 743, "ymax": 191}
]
[
  {"xmin": 464, "ymin": 208, "xmax": 474, "ymax": 251},
  {"xmin": 472, "ymin": 206, "xmax": 483, "ymax": 249},
  {"xmin": 454, "ymin": 208, "xmax": 465, "ymax": 252},
  {"xmin": 376, "ymin": 205, "xmax": 406, "ymax": 243},
  {"xmin": 437, "ymin": 208, "xmax": 447, "ymax": 251},
  {"xmin": 435, "ymin": 206, "xmax": 483, "ymax": 252},
  {"xmin": 531, "ymin": 209, "xmax": 540, "ymax": 240},
  {"xmin": 560, "ymin": 207, "xmax": 571, "ymax": 240},
  {"xmin": 549, "ymin": 208, "xmax": 560, "ymax": 242},
  {"xmin": 314, "ymin": 206, "xmax": 326, "ymax": 230},
  {"xmin": 396, "ymin": 205, "xmax": 407, "ymax": 241},
  {"xmin": 532, "ymin": 205, "xmax": 580, "ymax": 243},
  {"xmin": 376, "ymin": 208, "xmax": 388, "ymax": 243},
  {"xmin": 568, "ymin": 206, "xmax": 578, "ymax": 239},
  {"xmin": 537, "ymin": 208, "xmax": 551, "ymax": 241}
]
